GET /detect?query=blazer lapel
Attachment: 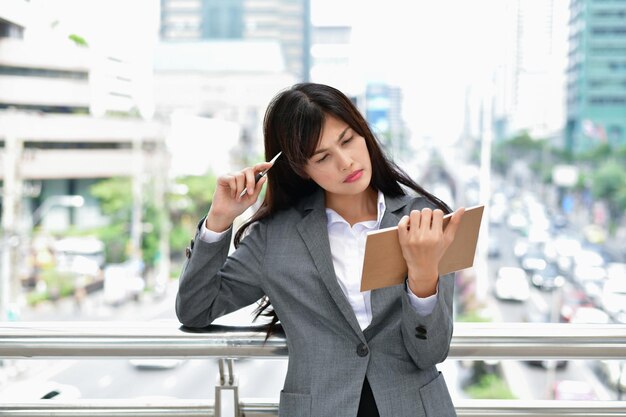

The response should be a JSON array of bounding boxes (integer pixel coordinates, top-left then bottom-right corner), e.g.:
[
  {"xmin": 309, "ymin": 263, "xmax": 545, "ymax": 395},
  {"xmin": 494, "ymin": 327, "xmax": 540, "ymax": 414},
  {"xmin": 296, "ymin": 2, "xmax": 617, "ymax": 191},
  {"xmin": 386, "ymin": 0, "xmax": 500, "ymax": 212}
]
[{"xmin": 296, "ymin": 190, "xmax": 366, "ymax": 342}]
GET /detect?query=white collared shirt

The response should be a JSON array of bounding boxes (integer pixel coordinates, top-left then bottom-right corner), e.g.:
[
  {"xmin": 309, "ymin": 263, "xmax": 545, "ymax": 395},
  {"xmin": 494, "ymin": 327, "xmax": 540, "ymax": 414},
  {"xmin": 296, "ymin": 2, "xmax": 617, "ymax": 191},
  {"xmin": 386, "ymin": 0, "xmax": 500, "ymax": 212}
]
[
  {"xmin": 324, "ymin": 191, "xmax": 436, "ymax": 329},
  {"xmin": 199, "ymin": 191, "xmax": 437, "ymax": 330}
]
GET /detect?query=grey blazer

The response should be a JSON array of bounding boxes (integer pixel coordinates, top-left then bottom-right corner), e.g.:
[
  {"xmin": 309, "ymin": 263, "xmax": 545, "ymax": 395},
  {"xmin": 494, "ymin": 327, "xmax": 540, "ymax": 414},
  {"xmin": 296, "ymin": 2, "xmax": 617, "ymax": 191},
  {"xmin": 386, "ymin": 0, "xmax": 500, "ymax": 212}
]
[{"xmin": 176, "ymin": 189, "xmax": 457, "ymax": 417}]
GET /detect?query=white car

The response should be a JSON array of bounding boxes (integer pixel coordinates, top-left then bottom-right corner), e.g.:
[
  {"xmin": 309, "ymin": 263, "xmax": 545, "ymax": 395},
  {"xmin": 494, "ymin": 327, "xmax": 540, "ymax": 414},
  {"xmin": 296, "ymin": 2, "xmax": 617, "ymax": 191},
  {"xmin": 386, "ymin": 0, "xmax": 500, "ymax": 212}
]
[
  {"xmin": 495, "ymin": 267, "xmax": 530, "ymax": 302},
  {"xmin": 602, "ymin": 278, "xmax": 626, "ymax": 318}
]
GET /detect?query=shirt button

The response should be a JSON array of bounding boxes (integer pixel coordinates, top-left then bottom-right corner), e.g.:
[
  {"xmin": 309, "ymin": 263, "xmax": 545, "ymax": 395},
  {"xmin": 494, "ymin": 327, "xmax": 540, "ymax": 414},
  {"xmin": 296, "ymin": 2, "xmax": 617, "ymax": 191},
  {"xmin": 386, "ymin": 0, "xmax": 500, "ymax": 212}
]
[{"xmin": 356, "ymin": 343, "xmax": 369, "ymax": 357}]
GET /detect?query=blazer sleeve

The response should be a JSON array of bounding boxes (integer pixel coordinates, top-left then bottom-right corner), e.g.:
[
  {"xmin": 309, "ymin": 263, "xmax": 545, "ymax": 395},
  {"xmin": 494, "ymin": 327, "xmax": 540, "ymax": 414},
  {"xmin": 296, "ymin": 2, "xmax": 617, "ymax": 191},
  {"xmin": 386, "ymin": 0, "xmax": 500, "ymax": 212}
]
[
  {"xmin": 400, "ymin": 274, "xmax": 454, "ymax": 370},
  {"xmin": 175, "ymin": 219, "xmax": 266, "ymax": 328}
]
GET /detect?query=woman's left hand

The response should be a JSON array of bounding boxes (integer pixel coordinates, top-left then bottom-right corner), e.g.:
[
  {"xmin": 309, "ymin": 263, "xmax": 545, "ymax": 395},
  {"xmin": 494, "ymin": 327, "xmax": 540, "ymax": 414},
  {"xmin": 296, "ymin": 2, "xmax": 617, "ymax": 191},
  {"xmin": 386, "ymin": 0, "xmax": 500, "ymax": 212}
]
[{"xmin": 397, "ymin": 207, "xmax": 465, "ymax": 298}]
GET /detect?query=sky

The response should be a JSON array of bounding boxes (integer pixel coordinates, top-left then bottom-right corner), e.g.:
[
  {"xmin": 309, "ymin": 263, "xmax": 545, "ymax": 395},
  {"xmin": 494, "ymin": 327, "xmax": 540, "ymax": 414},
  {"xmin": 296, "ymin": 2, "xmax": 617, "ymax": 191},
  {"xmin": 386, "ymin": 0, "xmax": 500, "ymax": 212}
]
[
  {"xmin": 35, "ymin": 0, "xmax": 505, "ymax": 146},
  {"xmin": 335, "ymin": 0, "xmax": 504, "ymax": 145}
]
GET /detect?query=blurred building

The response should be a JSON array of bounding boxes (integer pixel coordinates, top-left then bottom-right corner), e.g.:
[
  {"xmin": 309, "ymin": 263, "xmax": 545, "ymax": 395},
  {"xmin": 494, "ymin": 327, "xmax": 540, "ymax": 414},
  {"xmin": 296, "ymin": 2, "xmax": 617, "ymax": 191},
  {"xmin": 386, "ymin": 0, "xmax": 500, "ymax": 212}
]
[
  {"xmin": 492, "ymin": 0, "xmax": 569, "ymax": 142},
  {"xmin": 310, "ymin": 13, "xmax": 354, "ymax": 92},
  {"xmin": 153, "ymin": 40, "xmax": 296, "ymax": 175},
  {"xmin": 365, "ymin": 84, "xmax": 409, "ymax": 159},
  {"xmin": 0, "ymin": 1, "xmax": 165, "ymax": 231},
  {"xmin": 159, "ymin": 0, "xmax": 311, "ymax": 81},
  {"xmin": 565, "ymin": 0, "xmax": 626, "ymax": 153}
]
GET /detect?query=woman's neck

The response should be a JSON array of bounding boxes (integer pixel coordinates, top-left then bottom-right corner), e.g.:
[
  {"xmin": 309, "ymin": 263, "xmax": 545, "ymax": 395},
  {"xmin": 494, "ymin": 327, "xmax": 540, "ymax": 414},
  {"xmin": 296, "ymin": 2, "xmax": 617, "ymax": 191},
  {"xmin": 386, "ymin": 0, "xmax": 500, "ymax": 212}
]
[{"xmin": 325, "ymin": 187, "xmax": 378, "ymax": 226}]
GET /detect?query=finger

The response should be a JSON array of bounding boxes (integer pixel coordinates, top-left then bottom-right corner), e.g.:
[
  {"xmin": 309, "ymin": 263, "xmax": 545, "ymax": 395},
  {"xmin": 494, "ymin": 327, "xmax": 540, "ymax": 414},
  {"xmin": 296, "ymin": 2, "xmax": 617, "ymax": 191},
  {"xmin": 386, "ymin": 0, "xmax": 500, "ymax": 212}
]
[
  {"xmin": 397, "ymin": 215, "xmax": 410, "ymax": 242},
  {"xmin": 219, "ymin": 174, "xmax": 237, "ymax": 199},
  {"xmin": 243, "ymin": 168, "xmax": 256, "ymax": 196},
  {"xmin": 227, "ymin": 176, "xmax": 238, "ymax": 199},
  {"xmin": 420, "ymin": 208, "xmax": 433, "ymax": 231},
  {"xmin": 432, "ymin": 209, "xmax": 444, "ymax": 232},
  {"xmin": 409, "ymin": 210, "xmax": 421, "ymax": 231},
  {"xmin": 254, "ymin": 161, "xmax": 273, "ymax": 173},
  {"xmin": 234, "ymin": 172, "xmax": 246, "ymax": 200},
  {"xmin": 252, "ymin": 175, "xmax": 267, "ymax": 198},
  {"xmin": 444, "ymin": 207, "xmax": 465, "ymax": 243}
]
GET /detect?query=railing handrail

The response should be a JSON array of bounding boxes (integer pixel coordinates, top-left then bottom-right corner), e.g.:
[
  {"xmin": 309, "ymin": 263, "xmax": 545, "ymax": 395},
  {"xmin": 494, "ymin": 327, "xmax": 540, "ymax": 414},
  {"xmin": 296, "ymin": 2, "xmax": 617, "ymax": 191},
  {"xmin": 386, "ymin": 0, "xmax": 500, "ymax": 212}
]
[
  {"xmin": 1, "ymin": 321, "xmax": 625, "ymax": 359},
  {"xmin": 1, "ymin": 399, "xmax": 626, "ymax": 417}
]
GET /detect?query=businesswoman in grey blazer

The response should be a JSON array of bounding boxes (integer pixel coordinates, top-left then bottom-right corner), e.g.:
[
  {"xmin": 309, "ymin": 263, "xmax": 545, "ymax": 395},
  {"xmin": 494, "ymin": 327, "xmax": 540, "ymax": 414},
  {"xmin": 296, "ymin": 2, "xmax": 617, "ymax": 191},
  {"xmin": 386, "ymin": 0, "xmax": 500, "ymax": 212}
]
[{"xmin": 176, "ymin": 83, "xmax": 465, "ymax": 417}]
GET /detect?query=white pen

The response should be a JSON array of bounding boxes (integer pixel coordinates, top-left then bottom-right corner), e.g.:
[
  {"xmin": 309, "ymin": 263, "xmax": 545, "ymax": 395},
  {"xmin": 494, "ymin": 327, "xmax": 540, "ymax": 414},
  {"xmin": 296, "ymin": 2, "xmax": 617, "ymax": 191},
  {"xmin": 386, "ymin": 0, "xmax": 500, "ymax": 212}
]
[{"xmin": 239, "ymin": 151, "xmax": 282, "ymax": 198}]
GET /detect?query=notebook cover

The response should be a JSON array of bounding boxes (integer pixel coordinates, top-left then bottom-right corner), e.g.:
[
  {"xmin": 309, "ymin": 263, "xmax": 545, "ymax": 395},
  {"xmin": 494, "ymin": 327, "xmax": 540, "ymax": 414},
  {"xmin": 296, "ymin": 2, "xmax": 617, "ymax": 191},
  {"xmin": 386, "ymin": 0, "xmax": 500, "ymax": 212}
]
[{"xmin": 360, "ymin": 205, "xmax": 484, "ymax": 291}]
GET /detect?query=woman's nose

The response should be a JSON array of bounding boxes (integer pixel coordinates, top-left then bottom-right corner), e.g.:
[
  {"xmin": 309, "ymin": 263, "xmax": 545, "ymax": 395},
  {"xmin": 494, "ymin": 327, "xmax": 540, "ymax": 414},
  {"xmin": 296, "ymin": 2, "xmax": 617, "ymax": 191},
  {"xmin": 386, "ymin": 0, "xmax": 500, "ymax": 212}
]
[{"xmin": 337, "ymin": 150, "xmax": 353, "ymax": 171}]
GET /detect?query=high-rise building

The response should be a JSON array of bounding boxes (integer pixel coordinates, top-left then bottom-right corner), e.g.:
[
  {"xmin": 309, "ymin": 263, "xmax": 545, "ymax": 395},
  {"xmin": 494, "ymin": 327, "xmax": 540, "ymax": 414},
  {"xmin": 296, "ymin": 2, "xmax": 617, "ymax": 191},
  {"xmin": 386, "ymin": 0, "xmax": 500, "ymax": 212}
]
[
  {"xmin": 492, "ymin": 0, "xmax": 569, "ymax": 142},
  {"xmin": 0, "ymin": 1, "xmax": 165, "ymax": 231},
  {"xmin": 160, "ymin": 0, "xmax": 311, "ymax": 81},
  {"xmin": 565, "ymin": 0, "xmax": 626, "ymax": 153},
  {"xmin": 365, "ymin": 84, "xmax": 409, "ymax": 159}
]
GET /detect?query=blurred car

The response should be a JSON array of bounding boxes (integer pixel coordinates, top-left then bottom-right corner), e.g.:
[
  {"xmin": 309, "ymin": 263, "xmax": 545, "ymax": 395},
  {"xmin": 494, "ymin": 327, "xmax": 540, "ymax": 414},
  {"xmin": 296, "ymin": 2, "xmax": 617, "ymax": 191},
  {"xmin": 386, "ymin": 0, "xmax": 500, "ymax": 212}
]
[
  {"xmin": 559, "ymin": 284, "xmax": 594, "ymax": 323},
  {"xmin": 569, "ymin": 306, "xmax": 611, "ymax": 324},
  {"xmin": 494, "ymin": 267, "xmax": 530, "ymax": 302},
  {"xmin": 606, "ymin": 262, "xmax": 626, "ymax": 280},
  {"xmin": 601, "ymin": 277, "xmax": 626, "ymax": 319},
  {"xmin": 521, "ymin": 252, "xmax": 547, "ymax": 273},
  {"xmin": 129, "ymin": 359, "xmax": 185, "ymax": 370},
  {"xmin": 583, "ymin": 224, "xmax": 607, "ymax": 244},
  {"xmin": 572, "ymin": 265, "xmax": 606, "ymax": 303},
  {"xmin": 513, "ymin": 239, "xmax": 529, "ymax": 259},
  {"xmin": 507, "ymin": 212, "xmax": 529, "ymax": 234},
  {"xmin": 487, "ymin": 235, "xmax": 501, "ymax": 258},
  {"xmin": 574, "ymin": 249, "xmax": 605, "ymax": 268},
  {"xmin": 530, "ymin": 264, "xmax": 565, "ymax": 291},
  {"xmin": 0, "ymin": 380, "xmax": 81, "ymax": 401},
  {"xmin": 552, "ymin": 380, "xmax": 598, "ymax": 400}
]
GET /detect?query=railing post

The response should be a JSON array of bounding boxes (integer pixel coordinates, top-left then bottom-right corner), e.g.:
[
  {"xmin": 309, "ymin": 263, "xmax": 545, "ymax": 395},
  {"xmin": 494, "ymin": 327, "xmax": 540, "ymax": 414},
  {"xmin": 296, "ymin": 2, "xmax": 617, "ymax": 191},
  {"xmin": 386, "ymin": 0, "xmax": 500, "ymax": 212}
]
[{"xmin": 215, "ymin": 358, "xmax": 240, "ymax": 417}]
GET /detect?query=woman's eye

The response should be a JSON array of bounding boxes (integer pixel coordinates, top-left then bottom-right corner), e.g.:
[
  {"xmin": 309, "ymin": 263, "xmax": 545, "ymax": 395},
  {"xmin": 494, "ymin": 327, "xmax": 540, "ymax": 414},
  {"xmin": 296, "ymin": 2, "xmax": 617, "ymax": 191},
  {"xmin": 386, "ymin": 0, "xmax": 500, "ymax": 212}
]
[
  {"xmin": 316, "ymin": 154, "xmax": 329, "ymax": 163},
  {"xmin": 342, "ymin": 136, "xmax": 353, "ymax": 145}
]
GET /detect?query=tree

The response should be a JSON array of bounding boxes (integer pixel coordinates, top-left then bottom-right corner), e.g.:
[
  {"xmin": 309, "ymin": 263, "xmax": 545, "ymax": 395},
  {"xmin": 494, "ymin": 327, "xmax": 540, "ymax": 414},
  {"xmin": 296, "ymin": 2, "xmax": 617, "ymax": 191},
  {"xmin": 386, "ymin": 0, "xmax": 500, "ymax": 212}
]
[{"xmin": 591, "ymin": 160, "xmax": 626, "ymax": 227}]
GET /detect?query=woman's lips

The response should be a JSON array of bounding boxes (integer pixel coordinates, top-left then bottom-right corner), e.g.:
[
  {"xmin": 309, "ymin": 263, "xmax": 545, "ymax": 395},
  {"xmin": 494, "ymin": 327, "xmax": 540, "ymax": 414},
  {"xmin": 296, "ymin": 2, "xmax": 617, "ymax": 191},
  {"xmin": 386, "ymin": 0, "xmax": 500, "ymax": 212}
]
[{"xmin": 344, "ymin": 169, "xmax": 363, "ymax": 183}]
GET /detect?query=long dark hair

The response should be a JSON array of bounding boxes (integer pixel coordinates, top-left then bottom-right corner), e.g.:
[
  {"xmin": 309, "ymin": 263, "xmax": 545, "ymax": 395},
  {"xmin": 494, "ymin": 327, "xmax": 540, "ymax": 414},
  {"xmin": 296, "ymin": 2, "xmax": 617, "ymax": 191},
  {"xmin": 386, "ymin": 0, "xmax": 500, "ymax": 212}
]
[{"xmin": 234, "ymin": 83, "xmax": 451, "ymax": 338}]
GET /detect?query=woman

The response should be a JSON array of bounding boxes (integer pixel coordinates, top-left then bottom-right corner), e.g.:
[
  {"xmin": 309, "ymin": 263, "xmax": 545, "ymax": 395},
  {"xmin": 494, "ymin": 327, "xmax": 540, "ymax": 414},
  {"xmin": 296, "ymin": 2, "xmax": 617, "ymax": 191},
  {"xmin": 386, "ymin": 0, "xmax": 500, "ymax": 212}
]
[{"xmin": 176, "ymin": 83, "xmax": 464, "ymax": 417}]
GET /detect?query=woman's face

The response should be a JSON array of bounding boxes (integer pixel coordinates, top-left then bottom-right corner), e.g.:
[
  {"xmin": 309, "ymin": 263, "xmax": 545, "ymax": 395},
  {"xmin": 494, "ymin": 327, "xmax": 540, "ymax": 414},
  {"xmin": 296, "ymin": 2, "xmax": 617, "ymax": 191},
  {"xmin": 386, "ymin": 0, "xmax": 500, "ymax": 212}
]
[{"xmin": 303, "ymin": 115, "xmax": 372, "ymax": 198}]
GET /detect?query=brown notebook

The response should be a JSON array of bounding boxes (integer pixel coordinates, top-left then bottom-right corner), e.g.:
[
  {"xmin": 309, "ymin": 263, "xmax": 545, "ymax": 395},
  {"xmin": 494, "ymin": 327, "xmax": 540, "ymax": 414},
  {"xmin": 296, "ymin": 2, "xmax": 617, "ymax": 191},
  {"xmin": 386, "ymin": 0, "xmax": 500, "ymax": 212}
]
[{"xmin": 360, "ymin": 205, "xmax": 484, "ymax": 291}]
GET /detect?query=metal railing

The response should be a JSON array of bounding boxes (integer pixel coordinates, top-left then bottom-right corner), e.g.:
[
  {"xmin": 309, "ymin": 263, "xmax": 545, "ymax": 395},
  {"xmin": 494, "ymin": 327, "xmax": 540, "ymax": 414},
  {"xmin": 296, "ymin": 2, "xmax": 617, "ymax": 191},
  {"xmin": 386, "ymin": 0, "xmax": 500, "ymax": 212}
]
[{"xmin": 1, "ymin": 321, "xmax": 625, "ymax": 416}]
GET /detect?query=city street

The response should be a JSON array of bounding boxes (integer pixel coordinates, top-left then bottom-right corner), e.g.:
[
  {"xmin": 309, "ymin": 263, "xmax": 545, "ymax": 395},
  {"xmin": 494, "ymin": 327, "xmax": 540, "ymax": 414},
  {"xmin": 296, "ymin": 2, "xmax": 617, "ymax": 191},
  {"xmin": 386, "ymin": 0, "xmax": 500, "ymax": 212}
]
[{"xmin": 2, "ymin": 196, "xmax": 623, "ymax": 402}]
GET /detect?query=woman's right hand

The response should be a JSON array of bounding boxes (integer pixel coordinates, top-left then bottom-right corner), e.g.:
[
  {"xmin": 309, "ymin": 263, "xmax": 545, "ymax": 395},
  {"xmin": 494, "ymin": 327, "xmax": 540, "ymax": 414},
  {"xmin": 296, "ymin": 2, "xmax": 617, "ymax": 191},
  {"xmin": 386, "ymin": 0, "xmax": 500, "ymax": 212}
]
[{"xmin": 205, "ymin": 161, "xmax": 274, "ymax": 232}]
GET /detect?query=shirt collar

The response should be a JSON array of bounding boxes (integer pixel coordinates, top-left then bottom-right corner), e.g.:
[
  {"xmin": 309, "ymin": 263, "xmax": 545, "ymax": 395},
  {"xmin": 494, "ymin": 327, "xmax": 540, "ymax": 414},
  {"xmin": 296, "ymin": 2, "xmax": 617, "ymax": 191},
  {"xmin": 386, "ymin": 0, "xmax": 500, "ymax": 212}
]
[{"xmin": 325, "ymin": 191, "xmax": 386, "ymax": 228}]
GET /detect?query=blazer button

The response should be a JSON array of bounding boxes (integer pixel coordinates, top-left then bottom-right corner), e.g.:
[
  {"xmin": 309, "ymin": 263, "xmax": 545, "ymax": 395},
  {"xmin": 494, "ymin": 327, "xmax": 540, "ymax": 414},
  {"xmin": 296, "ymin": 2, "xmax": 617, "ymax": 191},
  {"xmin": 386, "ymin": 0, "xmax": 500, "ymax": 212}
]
[
  {"xmin": 415, "ymin": 325, "xmax": 427, "ymax": 334},
  {"xmin": 356, "ymin": 343, "xmax": 369, "ymax": 357},
  {"xmin": 415, "ymin": 333, "xmax": 427, "ymax": 340},
  {"xmin": 185, "ymin": 247, "xmax": 192, "ymax": 259}
]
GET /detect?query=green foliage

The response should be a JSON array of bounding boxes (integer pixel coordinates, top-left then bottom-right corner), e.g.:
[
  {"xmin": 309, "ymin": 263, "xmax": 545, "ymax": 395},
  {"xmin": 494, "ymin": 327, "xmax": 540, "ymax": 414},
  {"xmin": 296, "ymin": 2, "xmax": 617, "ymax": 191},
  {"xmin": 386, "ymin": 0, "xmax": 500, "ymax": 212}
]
[
  {"xmin": 168, "ymin": 172, "xmax": 219, "ymax": 253},
  {"xmin": 90, "ymin": 178, "xmax": 132, "ymax": 218},
  {"xmin": 591, "ymin": 160, "xmax": 626, "ymax": 221},
  {"xmin": 491, "ymin": 131, "xmax": 547, "ymax": 175},
  {"xmin": 465, "ymin": 374, "xmax": 516, "ymax": 399},
  {"xmin": 93, "ymin": 223, "xmax": 129, "ymax": 264},
  {"xmin": 40, "ymin": 268, "xmax": 76, "ymax": 299},
  {"xmin": 141, "ymin": 201, "xmax": 162, "ymax": 267},
  {"xmin": 457, "ymin": 310, "xmax": 492, "ymax": 323},
  {"xmin": 88, "ymin": 172, "xmax": 221, "ymax": 268},
  {"xmin": 89, "ymin": 178, "xmax": 132, "ymax": 263},
  {"xmin": 507, "ymin": 131, "xmax": 544, "ymax": 150},
  {"xmin": 68, "ymin": 34, "xmax": 88, "ymax": 47},
  {"xmin": 175, "ymin": 172, "xmax": 218, "ymax": 216},
  {"xmin": 591, "ymin": 160, "xmax": 626, "ymax": 200}
]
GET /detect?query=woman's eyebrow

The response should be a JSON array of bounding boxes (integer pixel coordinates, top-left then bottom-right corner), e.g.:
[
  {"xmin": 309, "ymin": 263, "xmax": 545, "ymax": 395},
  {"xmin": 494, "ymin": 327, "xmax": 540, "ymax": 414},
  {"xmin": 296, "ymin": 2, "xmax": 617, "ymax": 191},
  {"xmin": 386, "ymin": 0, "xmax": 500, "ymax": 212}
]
[{"xmin": 311, "ymin": 126, "xmax": 351, "ymax": 156}]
